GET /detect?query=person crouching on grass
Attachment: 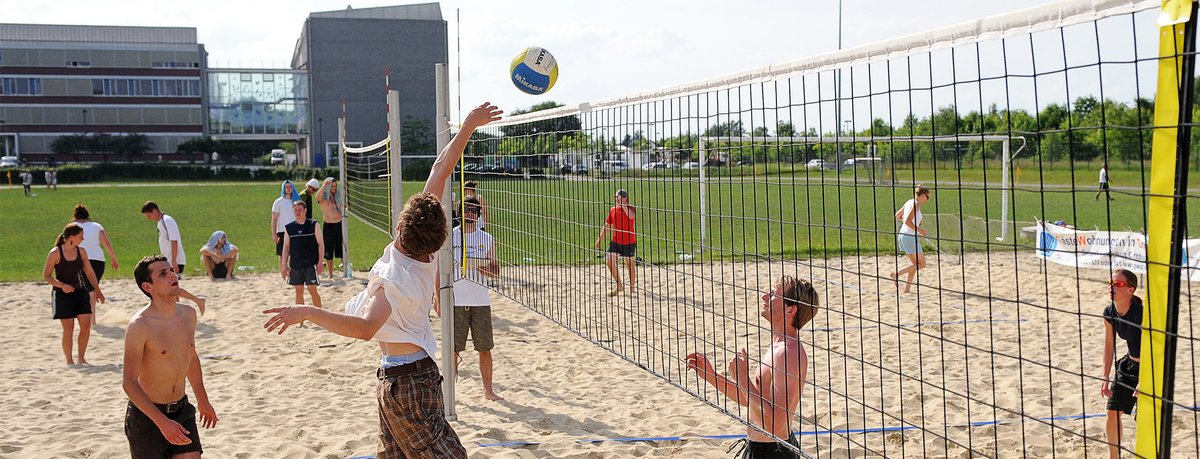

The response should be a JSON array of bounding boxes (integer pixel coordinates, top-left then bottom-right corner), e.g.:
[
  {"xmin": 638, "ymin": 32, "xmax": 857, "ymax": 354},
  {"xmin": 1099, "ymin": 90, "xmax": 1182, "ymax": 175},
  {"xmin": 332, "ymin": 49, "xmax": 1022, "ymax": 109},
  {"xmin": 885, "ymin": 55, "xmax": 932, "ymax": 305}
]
[
  {"xmin": 1101, "ymin": 269, "xmax": 1143, "ymax": 459},
  {"xmin": 262, "ymin": 101, "xmax": 502, "ymax": 458},
  {"xmin": 281, "ymin": 201, "xmax": 323, "ymax": 309},
  {"xmin": 687, "ymin": 275, "xmax": 818, "ymax": 458}
]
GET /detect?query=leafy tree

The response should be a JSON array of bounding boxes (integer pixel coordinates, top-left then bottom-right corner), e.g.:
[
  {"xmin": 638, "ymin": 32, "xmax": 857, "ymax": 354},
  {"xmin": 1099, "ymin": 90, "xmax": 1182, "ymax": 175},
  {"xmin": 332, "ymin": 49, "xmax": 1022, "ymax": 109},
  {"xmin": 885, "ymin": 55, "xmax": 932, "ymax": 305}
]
[
  {"xmin": 499, "ymin": 101, "xmax": 581, "ymax": 140},
  {"xmin": 704, "ymin": 121, "xmax": 744, "ymax": 138},
  {"xmin": 50, "ymin": 134, "xmax": 89, "ymax": 156},
  {"xmin": 776, "ymin": 122, "xmax": 796, "ymax": 137},
  {"xmin": 401, "ymin": 117, "xmax": 435, "ymax": 155}
]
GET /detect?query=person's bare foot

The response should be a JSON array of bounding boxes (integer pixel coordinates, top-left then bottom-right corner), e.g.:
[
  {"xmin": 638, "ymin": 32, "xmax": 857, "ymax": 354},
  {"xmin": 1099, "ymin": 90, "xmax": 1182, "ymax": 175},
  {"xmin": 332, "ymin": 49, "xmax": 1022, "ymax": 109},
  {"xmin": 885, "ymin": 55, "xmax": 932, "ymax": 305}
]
[
  {"xmin": 77, "ymin": 358, "xmax": 89, "ymax": 366},
  {"xmin": 484, "ymin": 391, "xmax": 504, "ymax": 401},
  {"xmin": 889, "ymin": 272, "xmax": 899, "ymax": 288},
  {"xmin": 608, "ymin": 285, "xmax": 623, "ymax": 297},
  {"xmin": 65, "ymin": 359, "xmax": 75, "ymax": 367}
]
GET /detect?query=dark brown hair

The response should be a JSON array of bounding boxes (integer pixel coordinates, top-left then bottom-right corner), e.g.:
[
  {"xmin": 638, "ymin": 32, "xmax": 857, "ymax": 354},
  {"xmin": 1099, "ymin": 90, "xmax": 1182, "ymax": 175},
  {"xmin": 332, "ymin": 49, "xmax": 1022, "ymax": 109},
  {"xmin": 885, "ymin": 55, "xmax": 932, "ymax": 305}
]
[
  {"xmin": 73, "ymin": 204, "xmax": 90, "ymax": 220},
  {"xmin": 778, "ymin": 275, "xmax": 819, "ymax": 330},
  {"xmin": 133, "ymin": 255, "xmax": 169, "ymax": 298},
  {"xmin": 464, "ymin": 181, "xmax": 477, "ymax": 190},
  {"xmin": 396, "ymin": 192, "xmax": 447, "ymax": 258},
  {"xmin": 55, "ymin": 223, "xmax": 83, "ymax": 248},
  {"xmin": 914, "ymin": 185, "xmax": 930, "ymax": 198},
  {"xmin": 1115, "ymin": 269, "xmax": 1138, "ymax": 290},
  {"xmin": 140, "ymin": 201, "xmax": 159, "ymax": 213}
]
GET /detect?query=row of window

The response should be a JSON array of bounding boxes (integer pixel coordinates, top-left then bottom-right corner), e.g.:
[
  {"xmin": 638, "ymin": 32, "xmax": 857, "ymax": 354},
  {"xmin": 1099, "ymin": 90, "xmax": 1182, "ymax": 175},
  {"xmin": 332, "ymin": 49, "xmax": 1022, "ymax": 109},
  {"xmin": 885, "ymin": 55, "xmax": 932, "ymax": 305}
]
[
  {"xmin": 153, "ymin": 62, "xmax": 201, "ymax": 68},
  {"xmin": 92, "ymin": 78, "xmax": 201, "ymax": 97},
  {"xmin": 0, "ymin": 78, "xmax": 43, "ymax": 95}
]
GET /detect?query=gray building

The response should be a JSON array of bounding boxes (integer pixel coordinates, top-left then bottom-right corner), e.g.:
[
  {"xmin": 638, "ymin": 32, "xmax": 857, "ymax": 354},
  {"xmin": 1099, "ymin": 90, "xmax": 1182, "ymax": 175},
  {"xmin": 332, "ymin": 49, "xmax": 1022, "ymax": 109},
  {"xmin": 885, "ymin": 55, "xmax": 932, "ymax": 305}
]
[
  {"xmin": 293, "ymin": 3, "xmax": 448, "ymax": 167},
  {"xmin": 0, "ymin": 23, "xmax": 207, "ymax": 161}
]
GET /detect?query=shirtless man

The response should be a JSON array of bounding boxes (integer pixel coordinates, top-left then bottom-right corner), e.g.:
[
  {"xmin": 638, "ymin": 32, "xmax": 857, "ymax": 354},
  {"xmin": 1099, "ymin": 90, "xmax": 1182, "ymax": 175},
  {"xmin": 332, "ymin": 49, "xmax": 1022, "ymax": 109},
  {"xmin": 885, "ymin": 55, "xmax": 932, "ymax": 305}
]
[
  {"xmin": 316, "ymin": 177, "xmax": 345, "ymax": 279},
  {"xmin": 122, "ymin": 255, "xmax": 218, "ymax": 458},
  {"xmin": 686, "ymin": 275, "xmax": 818, "ymax": 458},
  {"xmin": 263, "ymin": 102, "xmax": 502, "ymax": 458}
]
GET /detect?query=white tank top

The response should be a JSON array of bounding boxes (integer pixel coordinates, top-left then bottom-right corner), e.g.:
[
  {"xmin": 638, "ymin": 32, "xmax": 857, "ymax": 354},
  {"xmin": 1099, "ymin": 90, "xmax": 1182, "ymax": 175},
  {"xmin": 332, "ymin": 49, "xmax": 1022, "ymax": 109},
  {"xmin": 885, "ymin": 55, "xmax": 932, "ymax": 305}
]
[{"xmin": 898, "ymin": 199, "xmax": 922, "ymax": 235}]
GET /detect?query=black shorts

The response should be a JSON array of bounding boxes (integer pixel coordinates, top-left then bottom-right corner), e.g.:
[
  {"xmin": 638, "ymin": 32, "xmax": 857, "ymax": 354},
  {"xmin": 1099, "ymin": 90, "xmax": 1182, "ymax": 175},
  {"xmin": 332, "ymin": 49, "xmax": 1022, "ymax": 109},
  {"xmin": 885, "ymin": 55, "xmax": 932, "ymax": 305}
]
[
  {"xmin": 176, "ymin": 265, "xmax": 185, "ymax": 278},
  {"xmin": 608, "ymin": 241, "xmax": 637, "ymax": 258},
  {"xmin": 275, "ymin": 232, "xmax": 285, "ymax": 256},
  {"xmin": 53, "ymin": 289, "xmax": 92, "ymax": 319},
  {"xmin": 740, "ymin": 433, "xmax": 801, "ymax": 458},
  {"xmin": 125, "ymin": 396, "xmax": 203, "ymax": 458},
  {"xmin": 89, "ymin": 259, "xmax": 106, "ymax": 282},
  {"xmin": 288, "ymin": 266, "xmax": 319, "ymax": 286},
  {"xmin": 1099, "ymin": 182, "xmax": 1110, "ymax": 191},
  {"xmin": 1107, "ymin": 355, "xmax": 1140, "ymax": 414},
  {"xmin": 211, "ymin": 261, "xmax": 228, "ymax": 279},
  {"xmin": 323, "ymin": 221, "xmax": 343, "ymax": 260}
]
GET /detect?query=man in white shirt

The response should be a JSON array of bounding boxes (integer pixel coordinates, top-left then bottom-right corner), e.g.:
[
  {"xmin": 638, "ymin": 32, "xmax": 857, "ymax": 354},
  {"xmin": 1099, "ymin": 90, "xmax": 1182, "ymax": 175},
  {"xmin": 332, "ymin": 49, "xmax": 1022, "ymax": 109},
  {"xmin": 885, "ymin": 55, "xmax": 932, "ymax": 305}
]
[
  {"xmin": 450, "ymin": 196, "xmax": 503, "ymax": 401},
  {"xmin": 141, "ymin": 201, "xmax": 206, "ymax": 313},
  {"xmin": 271, "ymin": 181, "xmax": 300, "ymax": 260},
  {"xmin": 1096, "ymin": 164, "xmax": 1115, "ymax": 201},
  {"xmin": 263, "ymin": 102, "xmax": 502, "ymax": 458}
]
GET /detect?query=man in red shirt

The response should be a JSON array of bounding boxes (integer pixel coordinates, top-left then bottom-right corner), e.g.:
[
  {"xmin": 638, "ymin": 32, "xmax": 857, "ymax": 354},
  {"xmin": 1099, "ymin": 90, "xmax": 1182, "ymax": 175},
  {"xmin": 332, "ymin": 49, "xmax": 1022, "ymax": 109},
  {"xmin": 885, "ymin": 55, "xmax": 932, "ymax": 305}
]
[{"xmin": 594, "ymin": 189, "xmax": 637, "ymax": 296}]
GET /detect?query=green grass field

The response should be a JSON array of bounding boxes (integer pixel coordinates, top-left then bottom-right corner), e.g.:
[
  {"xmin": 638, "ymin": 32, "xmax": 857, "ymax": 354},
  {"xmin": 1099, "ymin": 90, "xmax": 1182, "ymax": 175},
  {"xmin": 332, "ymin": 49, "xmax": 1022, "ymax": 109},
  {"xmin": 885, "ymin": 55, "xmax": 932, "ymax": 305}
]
[{"xmin": 1, "ymin": 174, "xmax": 1190, "ymax": 282}]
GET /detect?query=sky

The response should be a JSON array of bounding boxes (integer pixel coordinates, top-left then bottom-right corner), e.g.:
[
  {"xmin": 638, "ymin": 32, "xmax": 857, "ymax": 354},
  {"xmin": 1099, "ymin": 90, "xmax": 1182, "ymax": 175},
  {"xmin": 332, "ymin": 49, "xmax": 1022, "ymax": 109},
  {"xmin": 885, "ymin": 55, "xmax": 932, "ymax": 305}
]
[{"xmin": 8, "ymin": 0, "xmax": 1092, "ymax": 122}]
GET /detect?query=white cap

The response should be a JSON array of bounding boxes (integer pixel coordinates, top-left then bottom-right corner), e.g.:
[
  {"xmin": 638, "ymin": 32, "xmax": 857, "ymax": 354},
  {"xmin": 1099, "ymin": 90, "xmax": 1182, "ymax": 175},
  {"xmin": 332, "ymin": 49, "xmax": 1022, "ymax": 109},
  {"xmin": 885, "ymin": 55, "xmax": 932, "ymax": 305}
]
[{"xmin": 306, "ymin": 178, "xmax": 320, "ymax": 189}]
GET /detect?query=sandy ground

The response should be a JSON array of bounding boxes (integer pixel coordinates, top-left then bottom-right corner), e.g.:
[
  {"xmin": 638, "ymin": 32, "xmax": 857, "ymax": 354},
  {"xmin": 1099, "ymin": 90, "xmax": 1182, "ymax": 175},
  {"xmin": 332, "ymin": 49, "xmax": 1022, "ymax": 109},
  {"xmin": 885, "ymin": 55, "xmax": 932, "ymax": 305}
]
[{"xmin": 1, "ymin": 252, "xmax": 1197, "ymax": 458}]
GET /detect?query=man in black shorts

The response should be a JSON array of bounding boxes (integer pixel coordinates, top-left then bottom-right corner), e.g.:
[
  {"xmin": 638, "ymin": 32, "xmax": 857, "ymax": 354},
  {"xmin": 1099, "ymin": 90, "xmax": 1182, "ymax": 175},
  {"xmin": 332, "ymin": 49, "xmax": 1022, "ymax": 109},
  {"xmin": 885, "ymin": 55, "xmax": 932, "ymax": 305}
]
[
  {"xmin": 1101, "ymin": 269, "xmax": 1142, "ymax": 459},
  {"xmin": 594, "ymin": 189, "xmax": 637, "ymax": 297},
  {"xmin": 281, "ymin": 201, "xmax": 323, "ymax": 309}
]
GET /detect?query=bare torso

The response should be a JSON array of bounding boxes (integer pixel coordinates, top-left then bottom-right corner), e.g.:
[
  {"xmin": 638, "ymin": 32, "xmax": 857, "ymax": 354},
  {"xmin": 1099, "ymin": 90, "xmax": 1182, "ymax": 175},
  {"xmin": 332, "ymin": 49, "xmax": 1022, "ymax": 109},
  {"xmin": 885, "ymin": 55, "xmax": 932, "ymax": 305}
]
[
  {"xmin": 747, "ymin": 339, "xmax": 804, "ymax": 442},
  {"xmin": 131, "ymin": 303, "xmax": 196, "ymax": 403},
  {"xmin": 318, "ymin": 196, "xmax": 343, "ymax": 224}
]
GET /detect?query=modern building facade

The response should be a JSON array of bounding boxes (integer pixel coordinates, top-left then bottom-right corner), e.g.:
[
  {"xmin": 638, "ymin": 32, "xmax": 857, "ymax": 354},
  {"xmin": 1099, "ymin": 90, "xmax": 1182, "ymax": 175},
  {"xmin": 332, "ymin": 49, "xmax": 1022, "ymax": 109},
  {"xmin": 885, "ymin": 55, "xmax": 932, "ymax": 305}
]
[
  {"xmin": 0, "ymin": 23, "xmax": 207, "ymax": 160},
  {"xmin": 293, "ymin": 3, "xmax": 447, "ymax": 167},
  {"xmin": 0, "ymin": 2, "xmax": 447, "ymax": 166}
]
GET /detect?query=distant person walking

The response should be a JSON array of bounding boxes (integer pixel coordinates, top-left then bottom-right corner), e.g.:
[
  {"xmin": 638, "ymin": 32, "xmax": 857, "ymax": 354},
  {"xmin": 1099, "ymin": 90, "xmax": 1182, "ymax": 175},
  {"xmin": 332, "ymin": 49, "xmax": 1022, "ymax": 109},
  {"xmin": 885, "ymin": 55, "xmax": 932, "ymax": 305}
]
[
  {"xmin": 41, "ymin": 223, "xmax": 104, "ymax": 366},
  {"xmin": 1096, "ymin": 164, "xmax": 1115, "ymax": 201},
  {"xmin": 594, "ymin": 189, "xmax": 637, "ymax": 297},
  {"xmin": 316, "ymin": 177, "xmax": 345, "ymax": 279},
  {"xmin": 72, "ymin": 204, "xmax": 119, "ymax": 313},
  {"xmin": 20, "ymin": 169, "xmax": 33, "ymax": 197},
  {"xmin": 890, "ymin": 186, "xmax": 930, "ymax": 294},
  {"xmin": 140, "ymin": 201, "xmax": 206, "ymax": 313},
  {"xmin": 271, "ymin": 180, "xmax": 300, "ymax": 261}
]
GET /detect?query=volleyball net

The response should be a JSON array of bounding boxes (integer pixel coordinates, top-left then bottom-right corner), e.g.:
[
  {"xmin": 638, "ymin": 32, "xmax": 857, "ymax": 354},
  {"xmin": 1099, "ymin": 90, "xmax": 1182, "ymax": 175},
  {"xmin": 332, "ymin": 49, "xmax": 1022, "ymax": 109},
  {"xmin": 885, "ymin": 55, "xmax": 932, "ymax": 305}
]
[
  {"xmin": 461, "ymin": 0, "xmax": 1199, "ymax": 456},
  {"xmin": 341, "ymin": 91, "xmax": 404, "ymax": 238}
]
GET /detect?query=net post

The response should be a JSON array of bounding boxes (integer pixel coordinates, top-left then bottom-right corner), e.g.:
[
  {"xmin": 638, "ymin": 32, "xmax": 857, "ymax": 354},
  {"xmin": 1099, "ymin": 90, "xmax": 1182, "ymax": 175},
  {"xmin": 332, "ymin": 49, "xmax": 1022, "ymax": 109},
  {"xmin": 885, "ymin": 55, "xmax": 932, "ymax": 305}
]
[
  {"xmin": 338, "ymin": 116, "xmax": 352, "ymax": 277},
  {"xmin": 433, "ymin": 63, "xmax": 457, "ymax": 420},
  {"xmin": 387, "ymin": 90, "xmax": 403, "ymax": 236},
  {"xmin": 997, "ymin": 139, "xmax": 1011, "ymax": 242}
]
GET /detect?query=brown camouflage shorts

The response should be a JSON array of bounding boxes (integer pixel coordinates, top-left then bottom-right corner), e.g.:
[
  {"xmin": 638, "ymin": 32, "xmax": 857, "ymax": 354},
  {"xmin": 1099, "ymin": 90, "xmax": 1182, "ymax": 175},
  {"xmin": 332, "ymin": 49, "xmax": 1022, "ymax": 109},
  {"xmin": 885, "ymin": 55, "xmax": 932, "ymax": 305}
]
[
  {"xmin": 375, "ymin": 358, "xmax": 466, "ymax": 458},
  {"xmin": 453, "ymin": 306, "xmax": 495, "ymax": 353}
]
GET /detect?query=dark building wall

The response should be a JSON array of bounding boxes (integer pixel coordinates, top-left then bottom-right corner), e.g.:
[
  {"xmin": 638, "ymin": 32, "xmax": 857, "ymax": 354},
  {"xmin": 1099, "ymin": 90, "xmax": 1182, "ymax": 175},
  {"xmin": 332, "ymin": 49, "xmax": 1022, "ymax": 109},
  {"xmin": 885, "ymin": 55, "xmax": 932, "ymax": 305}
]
[{"xmin": 306, "ymin": 17, "xmax": 447, "ymax": 166}]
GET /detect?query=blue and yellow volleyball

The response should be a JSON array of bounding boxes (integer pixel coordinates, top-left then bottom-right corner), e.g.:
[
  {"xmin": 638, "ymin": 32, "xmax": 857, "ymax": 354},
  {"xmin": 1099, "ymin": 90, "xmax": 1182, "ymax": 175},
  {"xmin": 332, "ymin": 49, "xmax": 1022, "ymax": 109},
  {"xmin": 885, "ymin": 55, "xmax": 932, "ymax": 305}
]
[{"xmin": 510, "ymin": 47, "xmax": 558, "ymax": 95}]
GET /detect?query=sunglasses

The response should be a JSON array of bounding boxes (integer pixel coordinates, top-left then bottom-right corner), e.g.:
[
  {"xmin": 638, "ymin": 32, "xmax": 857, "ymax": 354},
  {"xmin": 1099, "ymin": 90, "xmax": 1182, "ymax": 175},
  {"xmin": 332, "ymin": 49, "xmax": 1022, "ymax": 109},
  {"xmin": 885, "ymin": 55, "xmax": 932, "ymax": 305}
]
[{"xmin": 1109, "ymin": 280, "xmax": 1132, "ymax": 289}]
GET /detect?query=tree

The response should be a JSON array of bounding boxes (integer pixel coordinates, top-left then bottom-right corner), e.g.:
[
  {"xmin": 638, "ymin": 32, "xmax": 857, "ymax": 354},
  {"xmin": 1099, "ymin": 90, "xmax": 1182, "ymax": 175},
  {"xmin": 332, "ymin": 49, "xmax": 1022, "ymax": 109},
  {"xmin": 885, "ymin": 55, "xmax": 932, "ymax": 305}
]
[
  {"xmin": 50, "ymin": 134, "xmax": 89, "ymax": 156},
  {"xmin": 401, "ymin": 117, "xmax": 435, "ymax": 155},
  {"xmin": 751, "ymin": 126, "xmax": 770, "ymax": 137},
  {"xmin": 703, "ymin": 121, "xmax": 744, "ymax": 138},
  {"xmin": 776, "ymin": 122, "xmax": 796, "ymax": 137},
  {"xmin": 498, "ymin": 101, "xmax": 581, "ymax": 140},
  {"xmin": 115, "ymin": 133, "xmax": 152, "ymax": 160}
]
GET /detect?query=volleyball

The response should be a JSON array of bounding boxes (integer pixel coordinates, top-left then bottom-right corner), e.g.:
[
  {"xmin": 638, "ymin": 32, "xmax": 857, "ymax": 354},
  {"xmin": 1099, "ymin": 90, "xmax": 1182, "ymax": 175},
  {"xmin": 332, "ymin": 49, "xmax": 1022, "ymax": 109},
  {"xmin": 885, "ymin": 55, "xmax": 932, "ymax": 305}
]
[{"xmin": 510, "ymin": 46, "xmax": 558, "ymax": 95}]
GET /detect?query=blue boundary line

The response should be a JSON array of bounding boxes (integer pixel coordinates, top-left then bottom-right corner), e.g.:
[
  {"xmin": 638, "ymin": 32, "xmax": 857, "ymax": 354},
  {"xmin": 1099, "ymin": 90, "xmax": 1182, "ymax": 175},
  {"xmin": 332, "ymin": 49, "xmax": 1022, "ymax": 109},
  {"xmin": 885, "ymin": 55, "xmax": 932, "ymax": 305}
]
[{"xmin": 344, "ymin": 405, "xmax": 1200, "ymax": 457}]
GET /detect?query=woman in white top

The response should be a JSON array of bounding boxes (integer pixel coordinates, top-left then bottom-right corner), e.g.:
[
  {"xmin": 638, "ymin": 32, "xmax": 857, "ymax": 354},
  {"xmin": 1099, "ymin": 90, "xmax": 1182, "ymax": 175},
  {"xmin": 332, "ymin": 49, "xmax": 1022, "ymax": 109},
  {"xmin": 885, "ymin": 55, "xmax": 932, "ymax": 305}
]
[
  {"xmin": 72, "ymin": 204, "xmax": 119, "ymax": 310},
  {"xmin": 271, "ymin": 180, "xmax": 300, "ymax": 259},
  {"xmin": 890, "ymin": 185, "xmax": 930, "ymax": 294}
]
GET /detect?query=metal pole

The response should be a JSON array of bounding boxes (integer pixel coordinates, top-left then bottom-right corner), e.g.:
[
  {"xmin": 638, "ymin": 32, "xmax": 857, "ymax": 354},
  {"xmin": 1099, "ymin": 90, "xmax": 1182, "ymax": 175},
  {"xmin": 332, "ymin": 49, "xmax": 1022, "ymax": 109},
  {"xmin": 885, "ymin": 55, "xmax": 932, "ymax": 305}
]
[
  {"xmin": 387, "ymin": 90, "xmax": 403, "ymax": 234},
  {"xmin": 337, "ymin": 117, "xmax": 352, "ymax": 278},
  {"xmin": 835, "ymin": 0, "xmax": 843, "ymax": 167},
  {"xmin": 996, "ymin": 139, "xmax": 1011, "ymax": 242},
  {"xmin": 433, "ymin": 63, "xmax": 457, "ymax": 420},
  {"xmin": 699, "ymin": 138, "xmax": 707, "ymax": 250}
]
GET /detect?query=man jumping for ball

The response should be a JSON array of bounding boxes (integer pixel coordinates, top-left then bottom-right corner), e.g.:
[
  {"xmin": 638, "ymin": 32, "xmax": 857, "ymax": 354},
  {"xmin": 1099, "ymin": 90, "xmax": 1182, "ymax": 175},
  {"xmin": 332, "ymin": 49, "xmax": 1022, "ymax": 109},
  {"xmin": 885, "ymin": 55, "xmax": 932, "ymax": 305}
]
[{"xmin": 263, "ymin": 102, "xmax": 503, "ymax": 458}]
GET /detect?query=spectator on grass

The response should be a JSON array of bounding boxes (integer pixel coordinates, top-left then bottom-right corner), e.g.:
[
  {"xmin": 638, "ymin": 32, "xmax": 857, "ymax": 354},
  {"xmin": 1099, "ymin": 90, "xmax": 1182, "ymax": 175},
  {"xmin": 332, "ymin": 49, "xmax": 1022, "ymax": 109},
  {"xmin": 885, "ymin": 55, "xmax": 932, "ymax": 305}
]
[
  {"xmin": 20, "ymin": 169, "xmax": 33, "ymax": 197},
  {"xmin": 140, "ymin": 201, "xmax": 206, "ymax": 314},
  {"xmin": 271, "ymin": 180, "xmax": 300, "ymax": 261},
  {"xmin": 1096, "ymin": 164, "xmax": 1115, "ymax": 201},
  {"xmin": 281, "ymin": 201, "xmax": 323, "ymax": 309},
  {"xmin": 890, "ymin": 185, "xmax": 930, "ymax": 294},
  {"xmin": 1101, "ymin": 269, "xmax": 1143, "ymax": 459},
  {"xmin": 687, "ymin": 275, "xmax": 818, "ymax": 458},
  {"xmin": 199, "ymin": 230, "xmax": 239, "ymax": 280},
  {"xmin": 301, "ymin": 178, "xmax": 320, "ymax": 220},
  {"xmin": 594, "ymin": 188, "xmax": 637, "ymax": 297},
  {"xmin": 72, "ymin": 204, "xmax": 119, "ymax": 313},
  {"xmin": 42, "ymin": 223, "xmax": 104, "ymax": 366}
]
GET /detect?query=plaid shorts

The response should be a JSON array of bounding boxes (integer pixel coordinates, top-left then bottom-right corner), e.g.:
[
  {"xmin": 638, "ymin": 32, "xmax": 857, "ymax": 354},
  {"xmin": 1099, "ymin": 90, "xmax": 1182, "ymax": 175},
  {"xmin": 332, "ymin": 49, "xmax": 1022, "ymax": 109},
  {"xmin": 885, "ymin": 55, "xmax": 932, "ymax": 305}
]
[{"xmin": 376, "ymin": 358, "xmax": 466, "ymax": 458}]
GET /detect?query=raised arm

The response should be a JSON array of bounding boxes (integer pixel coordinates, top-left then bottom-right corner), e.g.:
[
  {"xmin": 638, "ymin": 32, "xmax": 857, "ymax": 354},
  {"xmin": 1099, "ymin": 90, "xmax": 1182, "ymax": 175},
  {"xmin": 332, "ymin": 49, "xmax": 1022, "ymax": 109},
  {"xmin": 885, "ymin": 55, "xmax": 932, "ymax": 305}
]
[
  {"xmin": 264, "ymin": 288, "xmax": 392, "ymax": 340},
  {"xmin": 423, "ymin": 102, "xmax": 503, "ymax": 196},
  {"xmin": 316, "ymin": 181, "xmax": 331, "ymax": 204},
  {"xmin": 99, "ymin": 229, "xmax": 119, "ymax": 270}
]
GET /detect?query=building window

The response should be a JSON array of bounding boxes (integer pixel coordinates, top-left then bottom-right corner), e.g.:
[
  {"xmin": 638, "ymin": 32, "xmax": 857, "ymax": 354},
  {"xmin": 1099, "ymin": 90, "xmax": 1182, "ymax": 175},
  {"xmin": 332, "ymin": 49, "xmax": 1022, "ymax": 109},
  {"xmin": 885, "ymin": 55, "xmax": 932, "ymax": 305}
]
[
  {"xmin": 0, "ymin": 78, "xmax": 43, "ymax": 95},
  {"xmin": 68, "ymin": 61, "xmax": 91, "ymax": 67},
  {"xmin": 89, "ymin": 78, "xmax": 200, "ymax": 97}
]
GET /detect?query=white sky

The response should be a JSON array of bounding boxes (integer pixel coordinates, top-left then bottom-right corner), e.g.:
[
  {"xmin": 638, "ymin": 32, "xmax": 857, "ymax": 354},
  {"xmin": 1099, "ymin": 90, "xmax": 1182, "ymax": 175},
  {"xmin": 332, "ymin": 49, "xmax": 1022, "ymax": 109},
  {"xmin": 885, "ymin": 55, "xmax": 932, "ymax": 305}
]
[{"xmin": 10, "ymin": 0, "xmax": 1071, "ymax": 121}]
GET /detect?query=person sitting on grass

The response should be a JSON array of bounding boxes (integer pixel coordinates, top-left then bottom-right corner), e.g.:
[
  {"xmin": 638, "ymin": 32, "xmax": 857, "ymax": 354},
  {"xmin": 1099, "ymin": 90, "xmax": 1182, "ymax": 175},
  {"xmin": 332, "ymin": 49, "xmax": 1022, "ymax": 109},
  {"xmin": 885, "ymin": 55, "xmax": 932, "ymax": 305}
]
[{"xmin": 198, "ymin": 231, "xmax": 239, "ymax": 280}]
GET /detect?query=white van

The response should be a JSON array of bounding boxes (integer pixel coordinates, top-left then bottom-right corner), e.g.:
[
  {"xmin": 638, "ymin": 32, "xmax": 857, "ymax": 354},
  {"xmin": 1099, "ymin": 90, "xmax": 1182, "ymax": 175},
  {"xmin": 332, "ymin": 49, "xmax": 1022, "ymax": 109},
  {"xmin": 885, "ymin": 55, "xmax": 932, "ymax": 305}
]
[{"xmin": 270, "ymin": 149, "xmax": 285, "ymax": 165}]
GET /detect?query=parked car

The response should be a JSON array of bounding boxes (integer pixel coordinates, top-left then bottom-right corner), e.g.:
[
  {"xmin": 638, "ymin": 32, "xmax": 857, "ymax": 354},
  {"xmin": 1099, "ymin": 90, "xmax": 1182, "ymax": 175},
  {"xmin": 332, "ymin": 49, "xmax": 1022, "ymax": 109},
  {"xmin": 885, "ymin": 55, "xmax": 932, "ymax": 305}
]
[
  {"xmin": 0, "ymin": 156, "xmax": 18, "ymax": 168},
  {"xmin": 641, "ymin": 162, "xmax": 667, "ymax": 171},
  {"xmin": 574, "ymin": 164, "xmax": 589, "ymax": 175},
  {"xmin": 270, "ymin": 149, "xmax": 285, "ymax": 165},
  {"xmin": 682, "ymin": 161, "xmax": 701, "ymax": 170},
  {"xmin": 805, "ymin": 159, "xmax": 833, "ymax": 170}
]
